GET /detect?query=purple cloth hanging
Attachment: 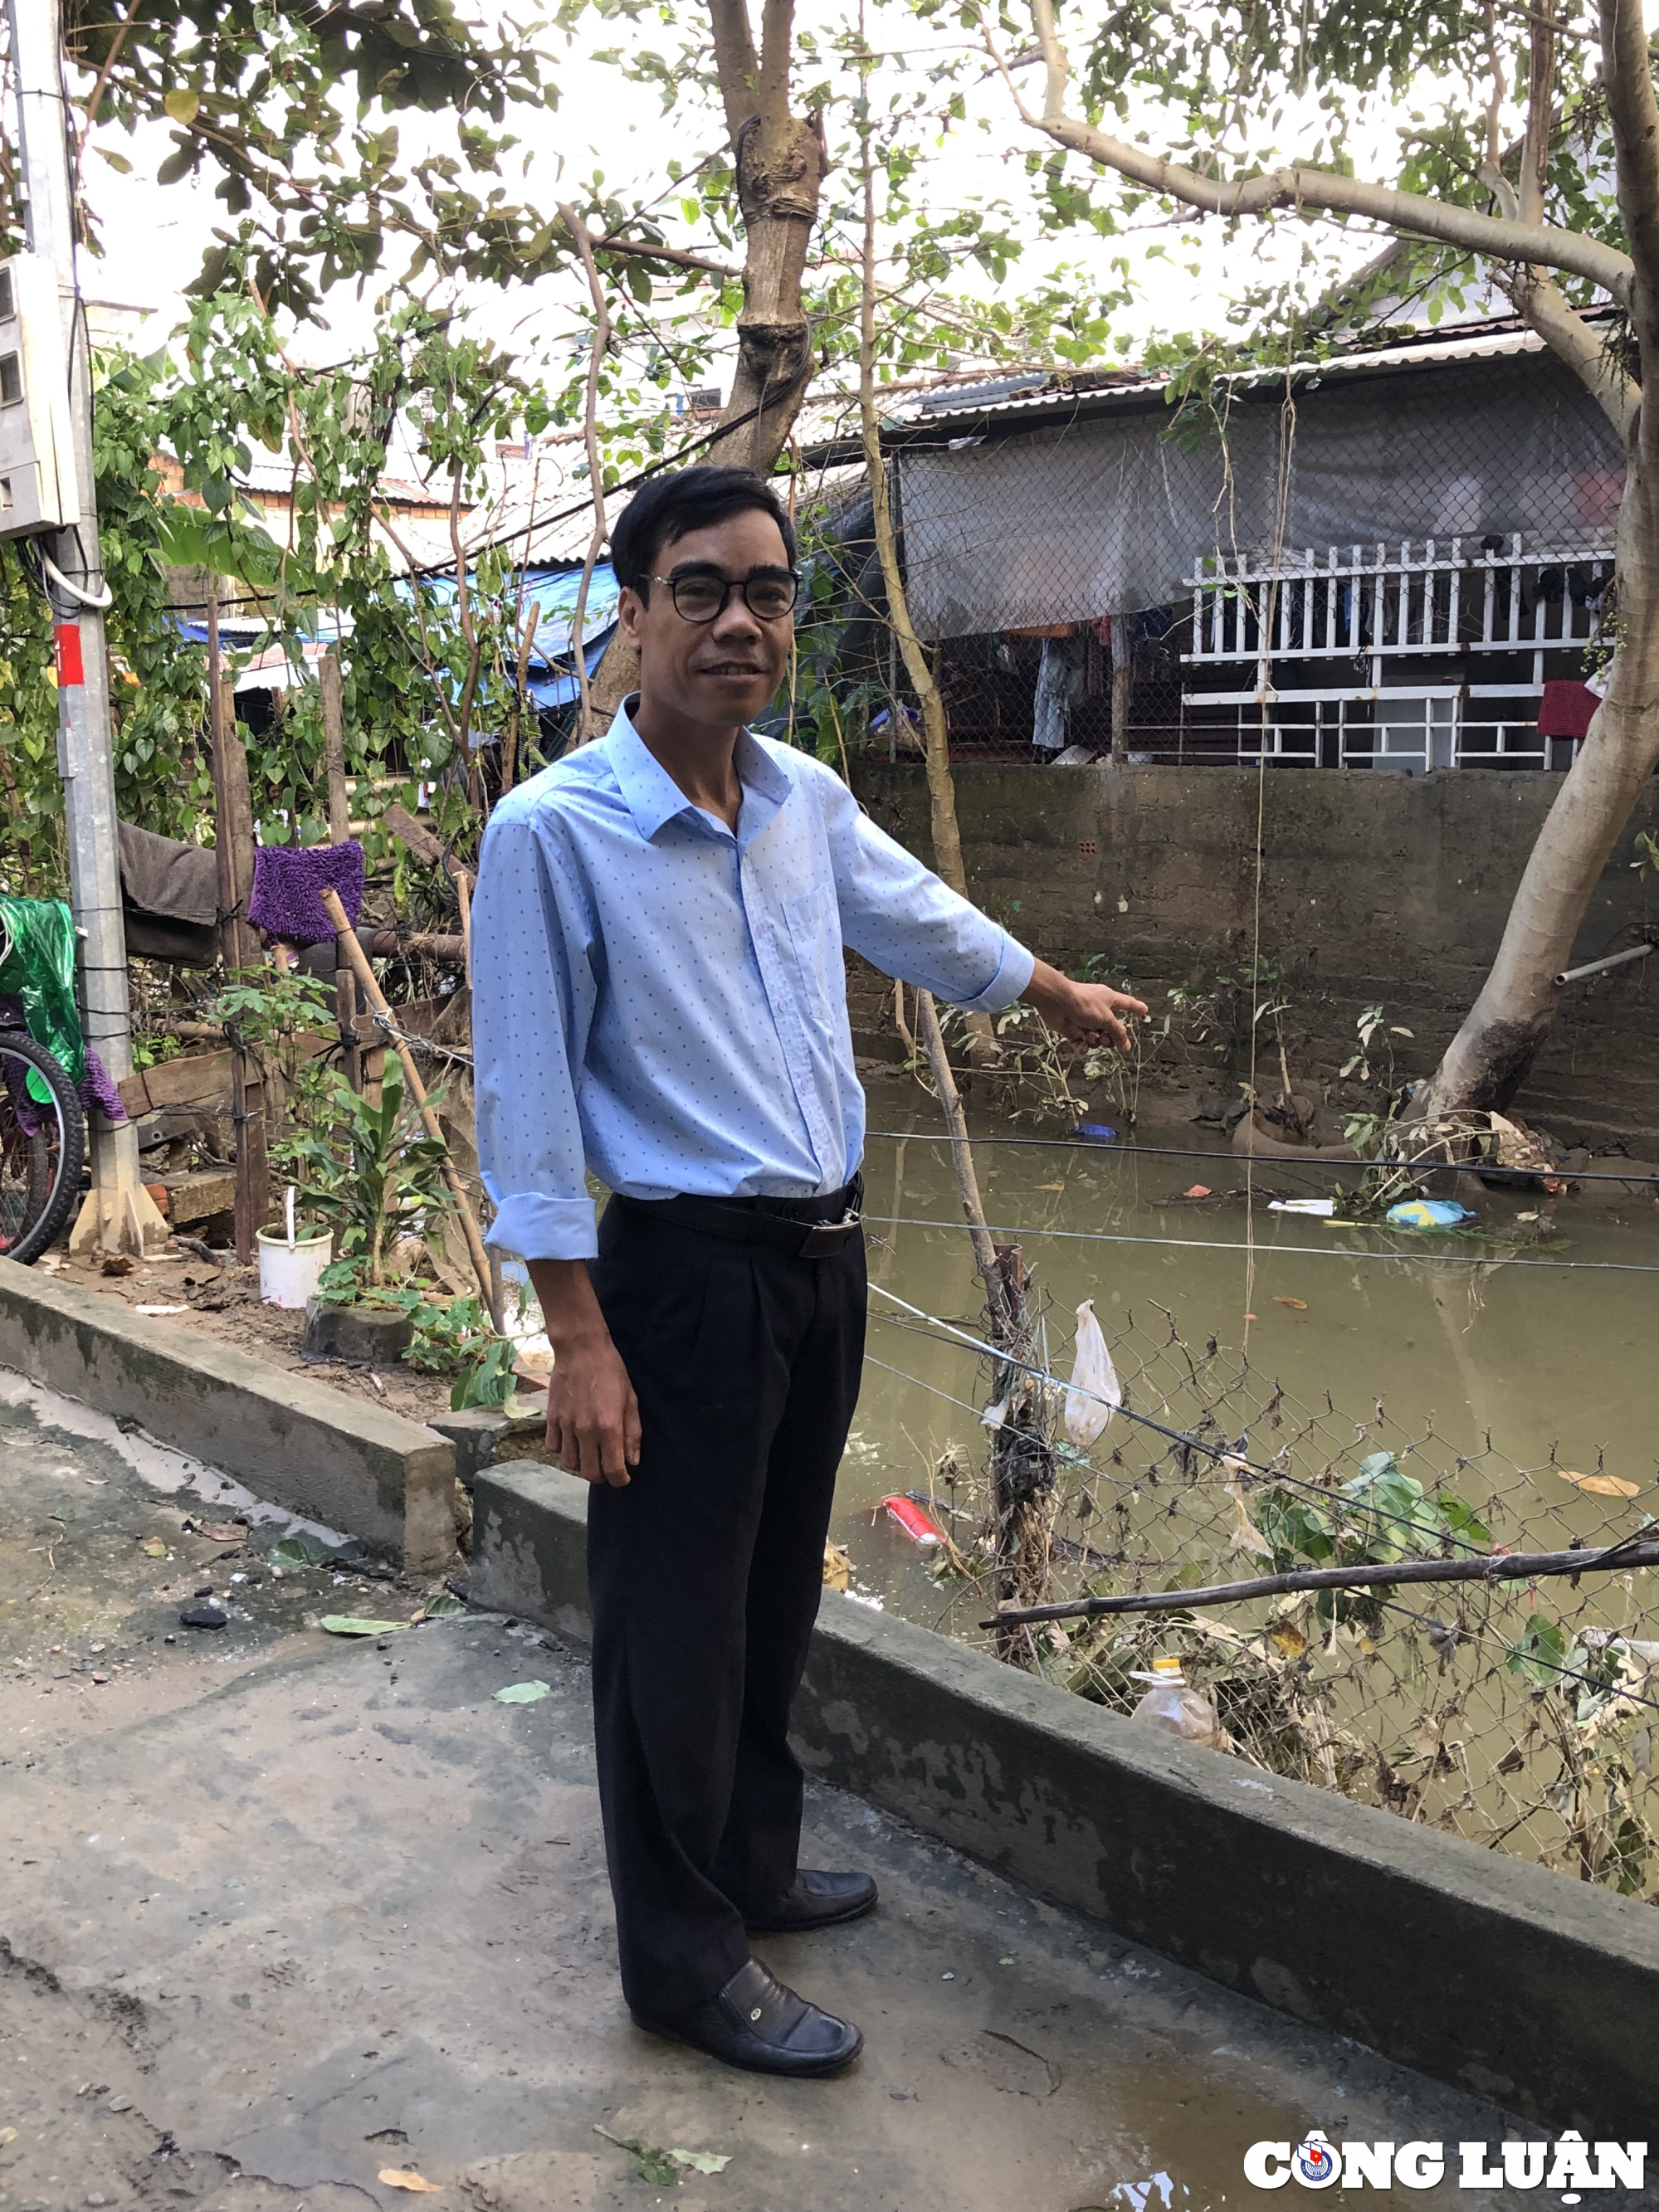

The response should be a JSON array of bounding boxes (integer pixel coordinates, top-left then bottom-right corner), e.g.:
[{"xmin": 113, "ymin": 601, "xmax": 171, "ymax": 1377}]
[
  {"xmin": 1, "ymin": 1035, "xmax": 125, "ymax": 1133},
  {"xmin": 81, "ymin": 1050, "xmax": 127, "ymax": 1125},
  {"xmin": 247, "ymin": 840, "xmax": 366, "ymax": 946}
]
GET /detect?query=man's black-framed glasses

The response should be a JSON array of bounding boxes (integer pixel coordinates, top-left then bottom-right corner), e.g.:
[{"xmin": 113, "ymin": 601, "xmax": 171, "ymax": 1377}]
[{"xmin": 647, "ymin": 568, "xmax": 800, "ymax": 623}]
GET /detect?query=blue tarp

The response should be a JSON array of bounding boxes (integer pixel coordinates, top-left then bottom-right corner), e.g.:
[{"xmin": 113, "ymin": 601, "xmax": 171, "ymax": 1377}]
[
  {"xmin": 172, "ymin": 565, "xmax": 620, "ymax": 715},
  {"xmin": 529, "ymin": 625, "xmax": 616, "ymax": 709},
  {"xmin": 408, "ymin": 563, "xmax": 620, "ymax": 671}
]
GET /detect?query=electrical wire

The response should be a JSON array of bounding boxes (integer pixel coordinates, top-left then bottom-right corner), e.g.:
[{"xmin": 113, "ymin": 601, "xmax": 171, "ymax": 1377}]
[
  {"xmin": 864, "ymin": 1210, "xmax": 1659, "ymax": 1275},
  {"xmin": 40, "ymin": 548, "xmax": 112, "ymax": 611},
  {"xmin": 863, "ymin": 1128, "xmax": 1659, "ymax": 1188}
]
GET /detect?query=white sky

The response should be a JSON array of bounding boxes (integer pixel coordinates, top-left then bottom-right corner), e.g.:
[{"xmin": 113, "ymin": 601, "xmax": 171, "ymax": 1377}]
[{"xmin": 70, "ymin": 0, "xmax": 1637, "ymax": 392}]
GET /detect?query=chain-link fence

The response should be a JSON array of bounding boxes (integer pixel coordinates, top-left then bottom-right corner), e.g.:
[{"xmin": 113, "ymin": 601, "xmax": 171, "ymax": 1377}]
[
  {"xmin": 804, "ymin": 324, "xmax": 1627, "ymax": 772},
  {"xmin": 895, "ymin": 1287, "xmax": 1659, "ymax": 1903}
]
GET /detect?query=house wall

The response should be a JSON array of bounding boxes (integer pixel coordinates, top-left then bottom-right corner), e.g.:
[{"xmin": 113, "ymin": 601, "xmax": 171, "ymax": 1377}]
[{"xmin": 852, "ymin": 762, "xmax": 1659, "ymax": 1145}]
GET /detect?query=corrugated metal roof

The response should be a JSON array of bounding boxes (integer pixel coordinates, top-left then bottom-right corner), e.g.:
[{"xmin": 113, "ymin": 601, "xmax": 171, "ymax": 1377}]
[{"xmin": 883, "ymin": 318, "xmax": 1574, "ymax": 439}]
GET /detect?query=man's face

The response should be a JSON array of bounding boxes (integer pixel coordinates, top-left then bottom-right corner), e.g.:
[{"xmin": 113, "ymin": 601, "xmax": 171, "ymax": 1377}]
[{"xmin": 617, "ymin": 507, "xmax": 795, "ymax": 731}]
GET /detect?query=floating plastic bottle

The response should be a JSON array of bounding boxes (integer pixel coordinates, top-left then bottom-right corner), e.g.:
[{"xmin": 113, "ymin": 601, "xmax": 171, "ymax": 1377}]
[{"xmin": 1129, "ymin": 1656, "xmax": 1227, "ymax": 1749}]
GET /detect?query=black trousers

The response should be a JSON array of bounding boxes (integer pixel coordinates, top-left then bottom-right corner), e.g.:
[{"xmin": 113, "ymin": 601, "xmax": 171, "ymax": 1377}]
[{"xmin": 586, "ymin": 1195, "xmax": 866, "ymax": 2015}]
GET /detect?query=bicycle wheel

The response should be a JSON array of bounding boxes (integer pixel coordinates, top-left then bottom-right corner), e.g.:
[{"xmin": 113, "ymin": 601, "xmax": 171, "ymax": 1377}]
[{"xmin": 0, "ymin": 1030, "xmax": 86, "ymax": 1264}]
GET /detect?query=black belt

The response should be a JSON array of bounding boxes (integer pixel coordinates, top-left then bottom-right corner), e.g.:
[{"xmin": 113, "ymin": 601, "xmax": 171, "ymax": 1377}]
[{"xmin": 614, "ymin": 1174, "xmax": 864, "ymax": 1258}]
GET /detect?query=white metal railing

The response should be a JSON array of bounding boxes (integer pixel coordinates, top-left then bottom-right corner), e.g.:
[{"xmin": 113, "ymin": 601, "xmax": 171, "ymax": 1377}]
[
  {"xmin": 1187, "ymin": 533, "xmax": 1613, "ymax": 665},
  {"xmin": 1191, "ymin": 689, "xmax": 1574, "ymax": 772}
]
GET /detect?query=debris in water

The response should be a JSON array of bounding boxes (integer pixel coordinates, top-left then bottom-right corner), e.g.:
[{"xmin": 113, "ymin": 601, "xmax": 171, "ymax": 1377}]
[
  {"xmin": 878, "ymin": 1494, "xmax": 944, "ymax": 1547},
  {"xmin": 1385, "ymin": 1198, "xmax": 1474, "ymax": 1229},
  {"xmin": 1064, "ymin": 1300, "xmax": 1120, "ymax": 1445},
  {"xmin": 1559, "ymin": 1470, "xmax": 1641, "ymax": 1498}
]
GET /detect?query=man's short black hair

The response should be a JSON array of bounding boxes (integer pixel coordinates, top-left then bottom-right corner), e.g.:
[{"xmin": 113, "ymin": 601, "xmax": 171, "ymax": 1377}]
[{"xmin": 610, "ymin": 465, "xmax": 796, "ymax": 600}]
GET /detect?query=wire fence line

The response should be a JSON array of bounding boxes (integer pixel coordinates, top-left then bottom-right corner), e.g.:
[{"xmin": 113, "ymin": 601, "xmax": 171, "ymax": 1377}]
[
  {"xmin": 865, "ymin": 1281, "xmax": 1659, "ymax": 1903},
  {"xmin": 866, "ymin": 1210, "xmax": 1659, "ymax": 1277}
]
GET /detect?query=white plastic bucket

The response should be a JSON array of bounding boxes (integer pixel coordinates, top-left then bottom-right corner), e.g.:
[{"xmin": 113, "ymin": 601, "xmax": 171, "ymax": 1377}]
[{"xmin": 257, "ymin": 1210, "xmax": 332, "ymax": 1309}]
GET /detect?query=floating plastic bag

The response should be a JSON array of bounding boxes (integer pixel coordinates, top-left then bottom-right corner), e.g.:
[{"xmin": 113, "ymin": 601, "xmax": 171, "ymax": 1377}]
[
  {"xmin": 1064, "ymin": 1298, "xmax": 1120, "ymax": 1446},
  {"xmin": 1385, "ymin": 1199, "xmax": 1474, "ymax": 1230}
]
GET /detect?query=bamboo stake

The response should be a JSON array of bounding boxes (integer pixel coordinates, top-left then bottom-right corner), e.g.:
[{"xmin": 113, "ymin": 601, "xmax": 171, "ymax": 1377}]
[
  {"xmin": 556, "ymin": 201, "xmax": 613, "ymax": 748},
  {"xmin": 913, "ymin": 988, "xmax": 1007, "ymax": 1332},
  {"xmin": 207, "ymin": 595, "xmax": 260, "ymax": 1264},
  {"xmin": 988, "ymin": 1539, "xmax": 1659, "ymax": 1629},
  {"xmin": 319, "ymin": 646, "xmax": 349, "ymax": 844},
  {"xmin": 320, "ymin": 885, "xmax": 500, "ymax": 1327},
  {"xmin": 455, "ymin": 867, "xmax": 473, "ymax": 987}
]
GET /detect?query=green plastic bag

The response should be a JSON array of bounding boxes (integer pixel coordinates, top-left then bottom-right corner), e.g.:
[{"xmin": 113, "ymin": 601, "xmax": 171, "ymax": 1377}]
[{"xmin": 0, "ymin": 896, "xmax": 85, "ymax": 1094}]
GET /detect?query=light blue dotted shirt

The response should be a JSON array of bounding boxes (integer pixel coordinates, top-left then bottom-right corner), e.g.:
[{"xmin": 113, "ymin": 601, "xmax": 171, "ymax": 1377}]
[{"xmin": 472, "ymin": 706, "xmax": 1034, "ymax": 1260}]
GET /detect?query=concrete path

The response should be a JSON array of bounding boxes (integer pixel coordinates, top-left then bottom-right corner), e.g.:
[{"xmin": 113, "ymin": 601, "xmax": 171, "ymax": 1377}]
[{"xmin": 0, "ymin": 1378, "xmax": 1530, "ymax": 2210}]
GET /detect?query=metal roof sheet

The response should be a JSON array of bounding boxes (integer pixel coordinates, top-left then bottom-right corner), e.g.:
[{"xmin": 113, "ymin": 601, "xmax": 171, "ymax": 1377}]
[{"xmin": 884, "ymin": 318, "xmax": 1572, "ymax": 438}]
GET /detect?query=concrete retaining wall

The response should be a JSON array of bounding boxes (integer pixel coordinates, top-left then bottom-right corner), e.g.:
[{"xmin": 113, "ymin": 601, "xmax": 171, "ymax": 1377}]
[
  {"xmin": 470, "ymin": 1454, "xmax": 1659, "ymax": 2132},
  {"xmin": 854, "ymin": 761, "xmax": 1659, "ymax": 1143},
  {"xmin": 0, "ymin": 1261, "xmax": 456, "ymax": 1571}
]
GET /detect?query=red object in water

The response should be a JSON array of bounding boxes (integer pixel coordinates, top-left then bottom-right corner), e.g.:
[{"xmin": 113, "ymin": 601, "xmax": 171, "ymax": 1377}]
[
  {"xmin": 879, "ymin": 1493, "xmax": 944, "ymax": 1547},
  {"xmin": 1183, "ymin": 1183, "xmax": 1213, "ymax": 1198}
]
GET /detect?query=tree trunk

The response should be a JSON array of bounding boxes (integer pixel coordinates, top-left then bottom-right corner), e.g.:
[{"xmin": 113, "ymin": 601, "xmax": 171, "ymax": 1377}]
[
  {"xmin": 1422, "ymin": 439, "xmax": 1659, "ymax": 1113},
  {"xmin": 583, "ymin": 4, "xmax": 824, "ymax": 733},
  {"xmin": 854, "ymin": 87, "xmax": 998, "ymax": 1062}
]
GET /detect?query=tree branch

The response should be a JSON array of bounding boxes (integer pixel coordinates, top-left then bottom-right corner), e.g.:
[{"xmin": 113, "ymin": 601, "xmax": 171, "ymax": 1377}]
[
  {"xmin": 1510, "ymin": 269, "xmax": 1639, "ymax": 436},
  {"xmin": 1481, "ymin": 1, "xmax": 1520, "ymax": 219},
  {"xmin": 556, "ymin": 203, "xmax": 613, "ymax": 746},
  {"xmin": 1022, "ymin": 0, "xmax": 1635, "ymax": 305},
  {"xmin": 987, "ymin": 1537, "xmax": 1659, "ymax": 1627},
  {"xmin": 589, "ymin": 230, "xmax": 739, "ymax": 280},
  {"xmin": 1519, "ymin": 0, "xmax": 1557, "ymax": 227},
  {"xmin": 1600, "ymin": 0, "xmax": 1659, "ymax": 324},
  {"xmin": 707, "ymin": 0, "xmax": 762, "ymax": 144},
  {"xmin": 757, "ymin": 0, "xmax": 797, "ymax": 149}
]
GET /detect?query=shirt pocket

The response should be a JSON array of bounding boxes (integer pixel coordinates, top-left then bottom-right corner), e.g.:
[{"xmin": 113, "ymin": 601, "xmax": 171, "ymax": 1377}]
[{"xmin": 780, "ymin": 883, "xmax": 846, "ymax": 1022}]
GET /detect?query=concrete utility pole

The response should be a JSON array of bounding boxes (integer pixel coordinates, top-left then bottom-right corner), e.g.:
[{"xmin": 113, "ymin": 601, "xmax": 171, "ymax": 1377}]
[{"xmin": 7, "ymin": 0, "xmax": 165, "ymax": 1255}]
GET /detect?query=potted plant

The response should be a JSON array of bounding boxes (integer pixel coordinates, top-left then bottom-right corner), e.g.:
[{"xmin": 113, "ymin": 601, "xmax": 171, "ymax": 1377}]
[{"xmin": 276, "ymin": 1063, "xmax": 456, "ymax": 1364}]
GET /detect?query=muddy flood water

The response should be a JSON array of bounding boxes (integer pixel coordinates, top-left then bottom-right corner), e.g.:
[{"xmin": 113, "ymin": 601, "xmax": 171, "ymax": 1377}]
[
  {"xmin": 832, "ymin": 1104, "xmax": 1659, "ymax": 1613},
  {"xmin": 827, "ymin": 1102, "xmax": 1659, "ymax": 1893}
]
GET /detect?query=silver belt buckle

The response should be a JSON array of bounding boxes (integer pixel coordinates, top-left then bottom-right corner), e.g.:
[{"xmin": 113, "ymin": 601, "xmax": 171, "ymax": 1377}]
[{"xmin": 798, "ymin": 1206, "xmax": 861, "ymax": 1256}]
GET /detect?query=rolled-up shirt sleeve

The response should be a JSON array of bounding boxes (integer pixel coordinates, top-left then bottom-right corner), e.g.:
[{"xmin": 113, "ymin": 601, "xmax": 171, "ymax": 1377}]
[
  {"xmin": 472, "ymin": 801, "xmax": 600, "ymax": 1260},
  {"xmin": 817, "ymin": 766, "xmax": 1035, "ymax": 1011}
]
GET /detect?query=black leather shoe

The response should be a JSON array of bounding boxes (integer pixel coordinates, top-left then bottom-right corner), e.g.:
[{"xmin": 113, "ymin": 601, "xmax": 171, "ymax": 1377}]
[
  {"xmin": 743, "ymin": 1868, "xmax": 878, "ymax": 1934},
  {"xmin": 632, "ymin": 1956, "xmax": 863, "ymax": 2078}
]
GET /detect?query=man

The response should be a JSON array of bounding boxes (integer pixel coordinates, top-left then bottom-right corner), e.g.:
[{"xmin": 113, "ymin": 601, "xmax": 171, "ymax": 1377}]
[{"xmin": 472, "ymin": 465, "xmax": 1143, "ymax": 2079}]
